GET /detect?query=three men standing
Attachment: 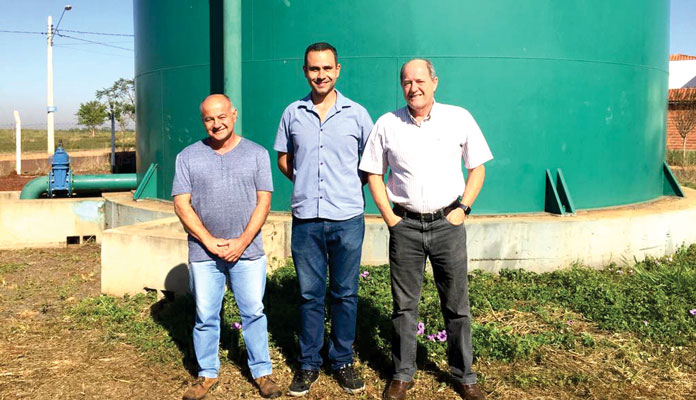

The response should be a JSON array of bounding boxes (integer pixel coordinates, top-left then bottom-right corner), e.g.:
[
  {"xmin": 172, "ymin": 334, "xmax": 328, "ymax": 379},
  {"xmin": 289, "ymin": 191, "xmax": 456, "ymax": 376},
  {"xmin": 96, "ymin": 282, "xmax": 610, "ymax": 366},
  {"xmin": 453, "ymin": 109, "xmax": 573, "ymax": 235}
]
[
  {"xmin": 360, "ymin": 59, "xmax": 493, "ymax": 400},
  {"xmin": 173, "ymin": 94, "xmax": 282, "ymax": 399},
  {"xmin": 274, "ymin": 42, "xmax": 373, "ymax": 396},
  {"xmin": 173, "ymin": 53, "xmax": 490, "ymax": 400}
]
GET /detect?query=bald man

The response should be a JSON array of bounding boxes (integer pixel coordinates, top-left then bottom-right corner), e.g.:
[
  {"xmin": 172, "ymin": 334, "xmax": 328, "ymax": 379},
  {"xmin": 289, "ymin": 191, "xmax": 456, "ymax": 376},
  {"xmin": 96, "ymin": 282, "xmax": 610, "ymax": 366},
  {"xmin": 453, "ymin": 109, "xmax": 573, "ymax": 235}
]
[{"xmin": 172, "ymin": 94, "xmax": 281, "ymax": 399}]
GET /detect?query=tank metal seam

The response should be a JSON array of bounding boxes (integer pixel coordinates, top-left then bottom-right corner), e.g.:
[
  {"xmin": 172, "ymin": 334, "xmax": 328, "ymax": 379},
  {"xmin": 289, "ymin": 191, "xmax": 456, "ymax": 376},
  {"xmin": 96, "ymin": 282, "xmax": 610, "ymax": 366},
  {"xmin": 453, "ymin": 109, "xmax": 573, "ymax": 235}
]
[
  {"xmin": 135, "ymin": 63, "xmax": 210, "ymax": 79},
  {"xmin": 241, "ymin": 56, "xmax": 668, "ymax": 74}
]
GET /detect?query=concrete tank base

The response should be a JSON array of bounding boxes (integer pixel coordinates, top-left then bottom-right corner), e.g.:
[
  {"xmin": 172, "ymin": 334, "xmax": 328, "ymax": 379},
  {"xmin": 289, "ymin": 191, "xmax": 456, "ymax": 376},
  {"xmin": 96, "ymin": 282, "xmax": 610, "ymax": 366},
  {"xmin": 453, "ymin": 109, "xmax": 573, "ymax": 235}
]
[{"xmin": 100, "ymin": 190, "xmax": 696, "ymax": 296}]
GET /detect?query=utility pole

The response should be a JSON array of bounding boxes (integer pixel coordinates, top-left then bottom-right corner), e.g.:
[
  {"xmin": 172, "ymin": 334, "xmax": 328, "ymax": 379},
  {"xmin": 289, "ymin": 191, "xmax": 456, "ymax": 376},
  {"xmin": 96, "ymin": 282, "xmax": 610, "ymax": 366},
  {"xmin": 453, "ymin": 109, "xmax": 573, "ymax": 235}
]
[
  {"xmin": 14, "ymin": 110, "xmax": 21, "ymax": 175},
  {"xmin": 47, "ymin": 15, "xmax": 55, "ymax": 155},
  {"xmin": 110, "ymin": 103, "xmax": 116, "ymax": 171},
  {"xmin": 46, "ymin": 5, "xmax": 72, "ymax": 156}
]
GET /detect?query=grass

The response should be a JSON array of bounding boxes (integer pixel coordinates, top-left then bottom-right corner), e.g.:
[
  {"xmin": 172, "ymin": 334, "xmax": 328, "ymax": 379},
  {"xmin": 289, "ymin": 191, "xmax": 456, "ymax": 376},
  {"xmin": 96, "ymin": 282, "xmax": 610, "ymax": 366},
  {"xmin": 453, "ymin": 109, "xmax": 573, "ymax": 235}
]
[
  {"xmin": 67, "ymin": 245, "xmax": 696, "ymax": 382},
  {"xmin": 0, "ymin": 262, "xmax": 26, "ymax": 275},
  {"xmin": 0, "ymin": 128, "xmax": 135, "ymax": 153}
]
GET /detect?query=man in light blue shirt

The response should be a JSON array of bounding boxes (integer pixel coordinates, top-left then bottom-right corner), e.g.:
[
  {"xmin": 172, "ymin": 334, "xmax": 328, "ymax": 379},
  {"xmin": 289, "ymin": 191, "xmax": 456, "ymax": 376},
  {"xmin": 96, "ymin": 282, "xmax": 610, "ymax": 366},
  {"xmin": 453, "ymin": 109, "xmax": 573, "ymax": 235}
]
[{"xmin": 274, "ymin": 42, "xmax": 373, "ymax": 397}]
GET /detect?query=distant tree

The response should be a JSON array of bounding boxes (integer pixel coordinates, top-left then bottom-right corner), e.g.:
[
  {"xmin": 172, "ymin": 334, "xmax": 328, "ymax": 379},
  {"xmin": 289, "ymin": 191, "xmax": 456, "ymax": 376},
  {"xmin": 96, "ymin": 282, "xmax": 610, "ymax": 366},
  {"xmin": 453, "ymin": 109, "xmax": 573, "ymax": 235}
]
[
  {"xmin": 76, "ymin": 101, "xmax": 107, "ymax": 137},
  {"xmin": 96, "ymin": 78, "xmax": 135, "ymax": 132},
  {"xmin": 672, "ymin": 89, "xmax": 696, "ymax": 166}
]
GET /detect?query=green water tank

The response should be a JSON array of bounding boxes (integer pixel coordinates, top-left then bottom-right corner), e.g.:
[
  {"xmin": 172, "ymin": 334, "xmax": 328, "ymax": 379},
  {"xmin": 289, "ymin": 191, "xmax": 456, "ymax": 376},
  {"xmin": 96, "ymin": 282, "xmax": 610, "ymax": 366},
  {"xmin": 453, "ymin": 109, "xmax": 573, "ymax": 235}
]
[{"xmin": 134, "ymin": 0, "xmax": 672, "ymax": 214}]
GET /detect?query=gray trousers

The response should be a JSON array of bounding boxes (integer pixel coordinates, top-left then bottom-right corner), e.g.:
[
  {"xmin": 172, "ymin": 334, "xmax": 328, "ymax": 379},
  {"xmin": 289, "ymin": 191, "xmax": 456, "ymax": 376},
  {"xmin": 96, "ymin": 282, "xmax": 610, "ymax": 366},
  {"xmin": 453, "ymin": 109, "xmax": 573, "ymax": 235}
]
[{"xmin": 388, "ymin": 216, "xmax": 477, "ymax": 384}]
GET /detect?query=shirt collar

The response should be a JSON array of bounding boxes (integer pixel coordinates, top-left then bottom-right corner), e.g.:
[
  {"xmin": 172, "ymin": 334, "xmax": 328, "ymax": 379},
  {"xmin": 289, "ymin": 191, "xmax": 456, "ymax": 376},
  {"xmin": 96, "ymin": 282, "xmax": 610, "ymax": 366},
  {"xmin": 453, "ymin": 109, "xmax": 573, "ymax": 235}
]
[
  {"xmin": 299, "ymin": 89, "xmax": 351, "ymax": 113},
  {"xmin": 407, "ymin": 99, "xmax": 437, "ymax": 127}
]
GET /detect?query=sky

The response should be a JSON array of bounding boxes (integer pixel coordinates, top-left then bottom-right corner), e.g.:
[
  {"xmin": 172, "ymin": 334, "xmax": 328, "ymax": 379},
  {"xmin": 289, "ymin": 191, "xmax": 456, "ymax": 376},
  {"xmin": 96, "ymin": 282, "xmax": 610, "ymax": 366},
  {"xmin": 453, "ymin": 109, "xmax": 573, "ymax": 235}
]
[
  {"xmin": 0, "ymin": 0, "xmax": 134, "ymax": 129},
  {"xmin": 0, "ymin": 0, "xmax": 695, "ymax": 129}
]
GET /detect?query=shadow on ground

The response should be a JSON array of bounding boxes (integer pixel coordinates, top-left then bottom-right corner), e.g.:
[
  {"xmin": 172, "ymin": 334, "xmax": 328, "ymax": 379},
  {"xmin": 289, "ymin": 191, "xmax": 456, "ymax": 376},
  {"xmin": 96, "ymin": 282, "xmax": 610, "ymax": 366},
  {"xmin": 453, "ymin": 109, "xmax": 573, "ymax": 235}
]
[{"xmin": 150, "ymin": 265, "xmax": 451, "ymax": 384}]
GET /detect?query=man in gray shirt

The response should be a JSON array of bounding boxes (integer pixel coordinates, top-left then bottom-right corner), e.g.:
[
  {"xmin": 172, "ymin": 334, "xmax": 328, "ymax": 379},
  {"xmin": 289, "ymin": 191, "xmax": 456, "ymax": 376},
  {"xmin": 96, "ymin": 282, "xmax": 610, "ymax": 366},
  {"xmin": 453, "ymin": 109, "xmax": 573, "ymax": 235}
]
[{"xmin": 172, "ymin": 94, "xmax": 281, "ymax": 400}]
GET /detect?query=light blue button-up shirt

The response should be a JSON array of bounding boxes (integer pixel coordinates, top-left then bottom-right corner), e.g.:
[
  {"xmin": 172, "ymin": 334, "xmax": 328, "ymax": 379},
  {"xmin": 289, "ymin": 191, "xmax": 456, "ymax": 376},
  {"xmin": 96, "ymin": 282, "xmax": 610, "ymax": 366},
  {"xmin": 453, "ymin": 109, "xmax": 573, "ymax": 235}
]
[{"xmin": 274, "ymin": 90, "xmax": 373, "ymax": 220}]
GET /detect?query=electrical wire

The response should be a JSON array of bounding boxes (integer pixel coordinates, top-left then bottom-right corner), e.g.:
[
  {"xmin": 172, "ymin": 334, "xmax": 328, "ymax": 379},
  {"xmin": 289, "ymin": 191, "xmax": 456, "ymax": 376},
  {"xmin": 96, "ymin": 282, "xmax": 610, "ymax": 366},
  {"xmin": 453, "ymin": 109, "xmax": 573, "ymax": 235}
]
[
  {"xmin": 0, "ymin": 30, "xmax": 45, "ymax": 35},
  {"xmin": 55, "ymin": 33, "xmax": 133, "ymax": 51},
  {"xmin": 59, "ymin": 29, "xmax": 133, "ymax": 37},
  {"xmin": 53, "ymin": 44, "xmax": 134, "ymax": 58},
  {"xmin": 55, "ymin": 40, "xmax": 133, "ymax": 46}
]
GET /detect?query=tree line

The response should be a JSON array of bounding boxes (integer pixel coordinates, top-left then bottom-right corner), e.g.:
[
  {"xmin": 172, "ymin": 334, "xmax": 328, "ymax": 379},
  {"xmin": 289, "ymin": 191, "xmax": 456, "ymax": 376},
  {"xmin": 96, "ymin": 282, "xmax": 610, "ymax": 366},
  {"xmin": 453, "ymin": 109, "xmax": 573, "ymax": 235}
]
[{"xmin": 76, "ymin": 78, "xmax": 135, "ymax": 137}]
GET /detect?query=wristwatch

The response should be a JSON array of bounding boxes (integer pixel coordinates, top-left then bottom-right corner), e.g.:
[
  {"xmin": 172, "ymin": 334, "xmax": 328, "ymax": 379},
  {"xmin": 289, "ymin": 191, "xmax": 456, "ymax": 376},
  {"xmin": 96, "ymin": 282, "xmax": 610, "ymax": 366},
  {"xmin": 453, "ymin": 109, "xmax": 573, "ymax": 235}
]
[{"xmin": 458, "ymin": 203, "xmax": 471, "ymax": 215}]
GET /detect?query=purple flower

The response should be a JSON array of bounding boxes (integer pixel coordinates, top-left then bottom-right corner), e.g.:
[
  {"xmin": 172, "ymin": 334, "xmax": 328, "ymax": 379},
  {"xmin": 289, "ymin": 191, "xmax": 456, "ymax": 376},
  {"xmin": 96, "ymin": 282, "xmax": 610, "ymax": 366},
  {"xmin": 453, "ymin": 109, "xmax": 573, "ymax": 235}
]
[
  {"xmin": 689, "ymin": 309, "xmax": 696, "ymax": 316},
  {"xmin": 643, "ymin": 320, "xmax": 649, "ymax": 326},
  {"xmin": 232, "ymin": 322, "xmax": 242, "ymax": 330},
  {"xmin": 437, "ymin": 330, "xmax": 447, "ymax": 342},
  {"xmin": 360, "ymin": 271, "xmax": 370, "ymax": 279},
  {"xmin": 416, "ymin": 322, "xmax": 425, "ymax": 336},
  {"xmin": 427, "ymin": 334, "xmax": 437, "ymax": 341},
  {"xmin": 567, "ymin": 320, "xmax": 573, "ymax": 325}
]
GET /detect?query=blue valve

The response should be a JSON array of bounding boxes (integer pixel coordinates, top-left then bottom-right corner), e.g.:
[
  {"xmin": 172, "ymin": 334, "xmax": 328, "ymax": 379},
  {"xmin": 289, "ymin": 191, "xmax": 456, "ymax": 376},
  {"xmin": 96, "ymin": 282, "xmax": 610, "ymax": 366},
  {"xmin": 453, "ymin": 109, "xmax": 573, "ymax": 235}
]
[{"xmin": 48, "ymin": 141, "xmax": 73, "ymax": 197}]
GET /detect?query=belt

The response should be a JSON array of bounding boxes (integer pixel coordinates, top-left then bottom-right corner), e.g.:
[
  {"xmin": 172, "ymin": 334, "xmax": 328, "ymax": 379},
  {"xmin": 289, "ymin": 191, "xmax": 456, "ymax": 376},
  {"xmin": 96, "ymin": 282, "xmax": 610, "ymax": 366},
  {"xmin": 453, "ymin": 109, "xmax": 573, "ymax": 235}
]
[{"xmin": 393, "ymin": 200, "xmax": 459, "ymax": 223}]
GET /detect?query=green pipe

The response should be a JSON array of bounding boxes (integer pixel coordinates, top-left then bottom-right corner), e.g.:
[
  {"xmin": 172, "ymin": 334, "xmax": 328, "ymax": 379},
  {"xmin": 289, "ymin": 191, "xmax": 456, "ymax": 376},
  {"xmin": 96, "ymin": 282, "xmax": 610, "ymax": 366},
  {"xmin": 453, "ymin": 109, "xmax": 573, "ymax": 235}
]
[
  {"xmin": 19, "ymin": 174, "xmax": 138, "ymax": 199},
  {"xmin": 72, "ymin": 174, "xmax": 137, "ymax": 192},
  {"xmin": 19, "ymin": 176, "xmax": 49, "ymax": 199},
  {"xmin": 223, "ymin": 0, "xmax": 242, "ymax": 134}
]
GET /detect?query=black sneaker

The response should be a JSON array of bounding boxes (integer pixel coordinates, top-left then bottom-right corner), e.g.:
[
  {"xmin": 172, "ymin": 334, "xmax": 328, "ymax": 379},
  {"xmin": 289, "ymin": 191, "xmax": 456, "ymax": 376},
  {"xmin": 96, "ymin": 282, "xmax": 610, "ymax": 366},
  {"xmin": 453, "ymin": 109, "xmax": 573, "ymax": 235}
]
[
  {"xmin": 288, "ymin": 369, "xmax": 319, "ymax": 397},
  {"xmin": 335, "ymin": 363, "xmax": 365, "ymax": 394}
]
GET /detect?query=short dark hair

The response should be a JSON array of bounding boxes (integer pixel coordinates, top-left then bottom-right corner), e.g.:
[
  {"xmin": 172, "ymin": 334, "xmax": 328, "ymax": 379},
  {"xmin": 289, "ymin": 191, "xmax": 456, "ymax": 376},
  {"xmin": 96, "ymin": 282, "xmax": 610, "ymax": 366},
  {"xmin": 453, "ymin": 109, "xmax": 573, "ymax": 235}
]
[{"xmin": 304, "ymin": 42, "xmax": 338, "ymax": 66}]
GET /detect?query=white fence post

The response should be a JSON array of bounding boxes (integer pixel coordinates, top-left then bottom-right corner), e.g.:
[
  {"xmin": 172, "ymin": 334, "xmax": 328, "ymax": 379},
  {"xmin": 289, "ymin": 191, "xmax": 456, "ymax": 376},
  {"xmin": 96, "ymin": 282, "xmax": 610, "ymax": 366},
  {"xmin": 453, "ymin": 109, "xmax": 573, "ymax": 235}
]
[{"xmin": 13, "ymin": 110, "xmax": 21, "ymax": 175}]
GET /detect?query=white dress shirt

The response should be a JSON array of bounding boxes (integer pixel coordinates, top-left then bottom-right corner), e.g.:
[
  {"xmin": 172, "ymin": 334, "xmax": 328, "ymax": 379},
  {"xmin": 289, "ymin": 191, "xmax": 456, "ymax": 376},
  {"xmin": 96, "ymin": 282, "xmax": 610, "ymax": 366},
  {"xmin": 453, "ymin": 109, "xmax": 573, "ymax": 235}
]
[{"xmin": 359, "ymin": 101, "xmax": 493, "ymax": 213}]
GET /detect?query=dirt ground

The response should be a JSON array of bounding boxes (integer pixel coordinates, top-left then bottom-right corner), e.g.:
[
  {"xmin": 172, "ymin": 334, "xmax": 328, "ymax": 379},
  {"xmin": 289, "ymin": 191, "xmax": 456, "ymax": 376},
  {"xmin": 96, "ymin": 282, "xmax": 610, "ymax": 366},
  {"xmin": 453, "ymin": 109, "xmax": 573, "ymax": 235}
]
[
  {"xmin": 0, "ymin": 172, "xmax": 37, "ymax": 191},
  {"xmin": 1, "ymin": 246, "xmax": 695, "ymax": 400},
  {"xmin": 0, "ymin": 245, "xmax": 464, "ymax": 400},
  {"xmin": 0, "ymin": 245, "xmax": 189, "ymax": 399}
]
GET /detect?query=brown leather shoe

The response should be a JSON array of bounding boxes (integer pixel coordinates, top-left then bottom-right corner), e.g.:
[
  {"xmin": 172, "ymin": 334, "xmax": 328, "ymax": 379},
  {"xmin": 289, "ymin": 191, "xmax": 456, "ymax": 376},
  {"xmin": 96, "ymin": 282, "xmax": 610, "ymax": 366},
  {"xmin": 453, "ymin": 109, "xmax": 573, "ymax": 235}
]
[
  {"xmin": 453, "ymin": 382, "xmax": 486, "ymax": 400},
  {"xmin": 182, "ymin": 377, "xmax": 218, "ymax": 400},
  {"xmin": 382, "ymin": 379, "xmax": 414, "ymax": 400},
  {"xmin": 255, "ymin": 374, "xmax": 282, "ymax": 399}
]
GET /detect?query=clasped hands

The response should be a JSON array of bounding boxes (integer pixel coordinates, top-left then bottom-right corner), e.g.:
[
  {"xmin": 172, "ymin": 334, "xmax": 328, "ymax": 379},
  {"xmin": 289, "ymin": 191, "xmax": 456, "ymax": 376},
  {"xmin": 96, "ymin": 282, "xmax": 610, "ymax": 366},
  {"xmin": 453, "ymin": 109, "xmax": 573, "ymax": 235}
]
[{"xmin": 205, "ymin": 237, "xmax": 248, "ymax": 262}]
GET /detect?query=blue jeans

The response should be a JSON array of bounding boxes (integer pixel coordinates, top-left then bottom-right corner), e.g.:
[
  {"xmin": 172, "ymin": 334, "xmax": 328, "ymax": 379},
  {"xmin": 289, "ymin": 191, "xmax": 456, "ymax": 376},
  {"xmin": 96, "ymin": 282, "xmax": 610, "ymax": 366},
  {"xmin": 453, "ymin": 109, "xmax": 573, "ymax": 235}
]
[
  {"xmin": 188, "ymin": 257, "xmax": 272, "ymax": 379},
  {"xmin": 291, "ymin": 214, "xmax": 365, "ymax": 371}
]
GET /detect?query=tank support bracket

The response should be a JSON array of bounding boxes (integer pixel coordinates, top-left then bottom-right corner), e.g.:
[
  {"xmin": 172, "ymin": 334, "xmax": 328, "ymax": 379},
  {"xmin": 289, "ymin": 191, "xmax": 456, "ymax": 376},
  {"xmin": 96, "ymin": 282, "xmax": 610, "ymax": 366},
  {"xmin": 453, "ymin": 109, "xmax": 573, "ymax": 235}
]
[
  {"xmin": 545, "ymin": 168, "xmax": 576, "ymax": 215},
  {"xmin": 133, "ymin": 163, "xmax": 159, "ymax": 200},
  {"xmin": 663, "ymin": 161, "xmax": 685, "ymax": 197}
]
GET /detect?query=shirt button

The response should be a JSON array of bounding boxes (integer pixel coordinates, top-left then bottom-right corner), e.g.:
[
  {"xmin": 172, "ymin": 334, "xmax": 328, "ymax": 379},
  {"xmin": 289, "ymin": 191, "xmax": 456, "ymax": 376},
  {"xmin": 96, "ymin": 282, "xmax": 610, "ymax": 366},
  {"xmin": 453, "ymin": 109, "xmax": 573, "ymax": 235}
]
[
  {"xmin": 320, "ymin": 145, "xmax": 323, "ymax": 148},
  {"xmin": 320, "ymin": 196, "xmax": 323, "ymax": 199},
  {"xmin": 320, "ymin": 162, "xmax": 323, "ymax": 166}
]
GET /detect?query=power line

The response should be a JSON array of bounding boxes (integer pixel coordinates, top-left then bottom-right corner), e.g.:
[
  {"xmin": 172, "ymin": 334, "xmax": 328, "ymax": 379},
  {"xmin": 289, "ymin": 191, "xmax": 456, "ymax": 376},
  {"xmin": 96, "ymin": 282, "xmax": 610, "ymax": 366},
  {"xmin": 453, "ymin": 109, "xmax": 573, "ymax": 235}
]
[
  {"xmin": 55, "ymin": 33, "xmax": 133, "ymax": 51},
  {"xmin": 56, "ymin": 40, "xmax": 133, "ymax": 46},
  {"xmin": 0, "ymin": 30, "xmax": 45, "ymax": 35},
  {"xmin": 53, "ymin": 44, "xmax": 135, "ymax": 58},
  {"xmin": 59, "ymin": 29, "xmax": 133, "ymax": 37}
]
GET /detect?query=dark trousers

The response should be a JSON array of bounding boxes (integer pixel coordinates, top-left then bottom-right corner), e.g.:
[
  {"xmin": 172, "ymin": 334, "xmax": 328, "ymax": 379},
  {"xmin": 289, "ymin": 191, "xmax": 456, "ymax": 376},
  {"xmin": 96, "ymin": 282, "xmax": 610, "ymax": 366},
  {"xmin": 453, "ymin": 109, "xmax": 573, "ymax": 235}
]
[
  {"xmin": 291, "ymin": 214, "xmax": 365, "ymax": 371},
  {"xmin": 389, "ymin": 216, "xmax": 477, "ymax": 384}
]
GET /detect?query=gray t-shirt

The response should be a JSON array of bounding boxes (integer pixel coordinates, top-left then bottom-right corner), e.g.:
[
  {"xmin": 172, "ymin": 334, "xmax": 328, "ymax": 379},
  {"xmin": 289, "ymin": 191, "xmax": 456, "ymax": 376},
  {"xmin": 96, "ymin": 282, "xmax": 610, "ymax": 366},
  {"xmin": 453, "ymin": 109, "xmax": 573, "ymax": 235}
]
[{"xmin": 171, "ymin": 138, "xmax": 273, "ymax": 262}]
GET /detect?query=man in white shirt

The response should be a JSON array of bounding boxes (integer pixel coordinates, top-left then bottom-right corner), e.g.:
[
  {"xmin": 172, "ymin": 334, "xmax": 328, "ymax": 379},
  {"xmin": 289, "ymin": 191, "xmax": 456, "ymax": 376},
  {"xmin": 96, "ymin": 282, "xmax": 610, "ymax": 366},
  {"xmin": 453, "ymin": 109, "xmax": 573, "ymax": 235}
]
[{"xmin": 359, "ymin": 59, "xmax": 492, "ymax": 400}]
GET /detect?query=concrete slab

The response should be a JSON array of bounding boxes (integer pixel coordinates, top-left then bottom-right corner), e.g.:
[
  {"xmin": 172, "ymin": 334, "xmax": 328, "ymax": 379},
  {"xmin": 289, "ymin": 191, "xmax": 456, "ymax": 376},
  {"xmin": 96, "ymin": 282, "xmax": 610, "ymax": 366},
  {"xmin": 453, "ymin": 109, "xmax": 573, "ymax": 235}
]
[
  {"xmin": 99, "ymin": 189, "xmax": 696, "ymax": 296},
  {"xmin": 0, "ymin": 196, "xmax": 105, "ymax": 248},
  {"xmin": 0, "ymin": 191, "xmax": 19, "ymax": 200},
  {"xmin": 100, "ymin": 213, "xmax": 293, "ymax": 296}
]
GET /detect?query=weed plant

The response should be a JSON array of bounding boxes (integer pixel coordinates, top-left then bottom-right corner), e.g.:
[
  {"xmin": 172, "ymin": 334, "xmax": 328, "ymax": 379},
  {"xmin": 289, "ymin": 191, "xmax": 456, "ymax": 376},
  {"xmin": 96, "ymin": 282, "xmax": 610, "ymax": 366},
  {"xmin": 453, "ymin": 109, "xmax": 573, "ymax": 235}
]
[
  {"xmin": 667, "ymin": 149, "xmax": 696, "ymax": 166},
  {"xmin": 68, "ymin": 245, "xmax": 696, "ymax": 370}
]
